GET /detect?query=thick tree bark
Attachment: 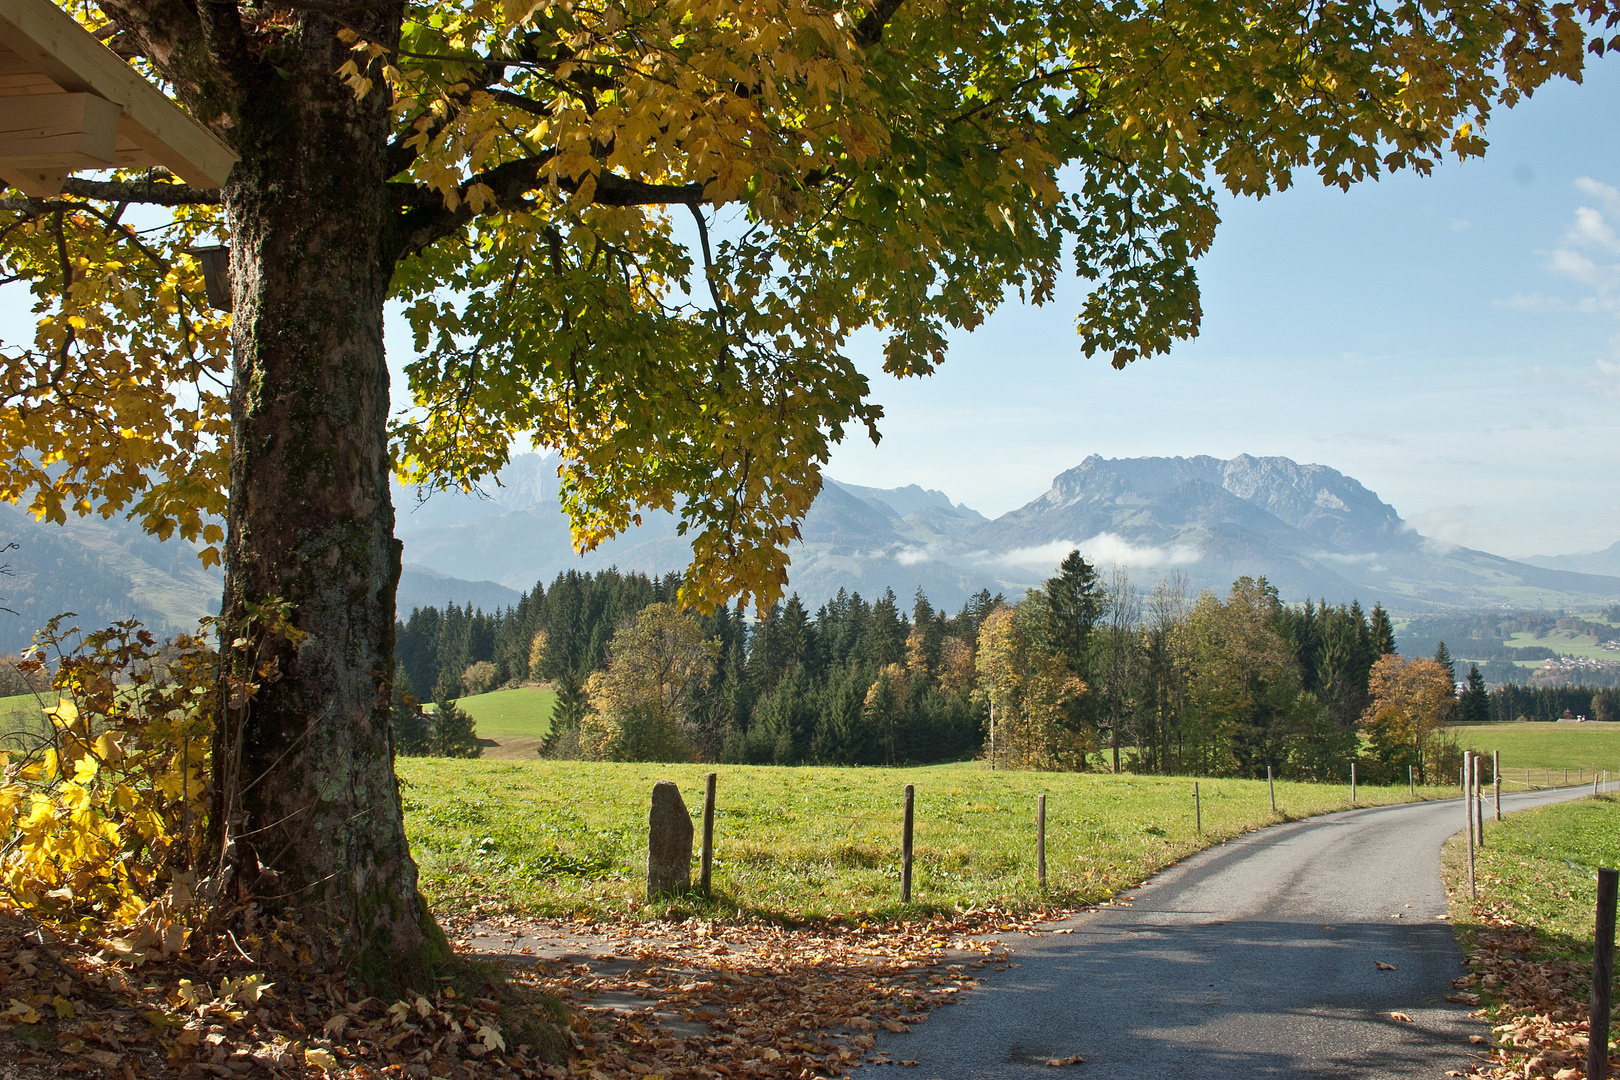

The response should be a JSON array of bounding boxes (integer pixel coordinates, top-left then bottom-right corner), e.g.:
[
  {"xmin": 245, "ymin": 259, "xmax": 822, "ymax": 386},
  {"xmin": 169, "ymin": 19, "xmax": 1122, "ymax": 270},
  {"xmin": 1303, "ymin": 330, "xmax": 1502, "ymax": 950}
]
[{"xmin": 210, "ymin": 4, "xmax": 442, "ymax": 988}]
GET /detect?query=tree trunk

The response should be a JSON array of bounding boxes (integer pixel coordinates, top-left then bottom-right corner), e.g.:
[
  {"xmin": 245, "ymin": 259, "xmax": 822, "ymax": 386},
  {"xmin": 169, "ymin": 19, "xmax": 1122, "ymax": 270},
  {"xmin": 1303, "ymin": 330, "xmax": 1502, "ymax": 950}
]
[{"xmin": 212, "ymin": 6, "xmax": 441, "ymax": 990}]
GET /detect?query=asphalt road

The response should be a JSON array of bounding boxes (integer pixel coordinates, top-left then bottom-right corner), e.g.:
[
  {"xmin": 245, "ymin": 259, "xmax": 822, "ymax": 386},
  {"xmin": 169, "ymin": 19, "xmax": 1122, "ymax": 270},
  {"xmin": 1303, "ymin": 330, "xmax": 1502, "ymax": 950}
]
[{"xmin": 880, "ymin": 784, "xmax": 1599, "ymax": 1079}]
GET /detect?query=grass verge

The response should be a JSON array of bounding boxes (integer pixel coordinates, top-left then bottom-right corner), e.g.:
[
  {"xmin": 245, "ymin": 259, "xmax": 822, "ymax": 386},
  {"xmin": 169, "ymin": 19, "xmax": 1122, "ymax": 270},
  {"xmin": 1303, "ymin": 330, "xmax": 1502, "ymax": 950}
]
[
  {"xmin": 400, "ymin": 758, "xmax": 1440, "ymax": 924},
  {"xmin": 1442, "ymin": 794, "xmax": 1620, "ymax": 1078}
]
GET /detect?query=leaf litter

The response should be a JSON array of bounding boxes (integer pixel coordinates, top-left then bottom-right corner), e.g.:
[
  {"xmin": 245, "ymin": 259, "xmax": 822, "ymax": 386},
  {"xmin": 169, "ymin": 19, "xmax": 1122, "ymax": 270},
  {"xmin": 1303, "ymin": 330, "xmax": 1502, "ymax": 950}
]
[
  {"xmin": 452, "ymin": 905, "xmax": 1078, "ymax": 1080},
  {"xmin": 1447, "ymin": 910, "xmax": 1608, "ymax": 1080},
  {"xmin": 0, "ymin": 901, "xmax": 1081, "ymax": 1078}
]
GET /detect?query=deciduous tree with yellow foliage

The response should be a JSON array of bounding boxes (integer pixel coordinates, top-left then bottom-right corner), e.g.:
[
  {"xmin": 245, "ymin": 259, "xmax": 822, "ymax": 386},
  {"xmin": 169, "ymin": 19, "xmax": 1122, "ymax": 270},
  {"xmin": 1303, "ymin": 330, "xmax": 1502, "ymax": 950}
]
[
  {"xmin": 1, "ymin": 0, "xmax": 1614, "ymax": 984},
  {"xmin": 1361, "ymin": 653, "xmax": 1460, "ymax": 784},
  {"xmin": 581, "ymin": 602, "xmax": 719, "ymax": 761}
]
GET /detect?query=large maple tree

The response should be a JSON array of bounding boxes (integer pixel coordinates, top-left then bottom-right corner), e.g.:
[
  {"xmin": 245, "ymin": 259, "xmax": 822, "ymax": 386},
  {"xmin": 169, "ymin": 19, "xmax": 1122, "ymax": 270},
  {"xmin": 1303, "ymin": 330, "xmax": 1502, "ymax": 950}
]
[{"xmin": 0, "ymin": 0, "xmax": 1613, "ymax": 985}]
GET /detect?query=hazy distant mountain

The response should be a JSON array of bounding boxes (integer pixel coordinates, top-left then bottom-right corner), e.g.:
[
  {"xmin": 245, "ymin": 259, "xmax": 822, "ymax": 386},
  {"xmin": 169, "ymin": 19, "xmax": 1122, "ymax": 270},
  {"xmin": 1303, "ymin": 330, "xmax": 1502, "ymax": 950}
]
[
  {"xmin": 0, "ymin": 501, "xmax": 221, "ymax": 653},
  {"xmin": 392, "ymin": 452, "xmax": 1620, "ymax": 613},
  {"xmin": 966, "ymin": 454, "xmax": 1620, "ymax": 612},
  {"xmin": 3, "ymin": 452, "xmax": 1616, "ymax": 646},
  {"xmin": 397, "ymin": 566, "xmax": 522, "ymax": 614},
  {"xmin": 1520, "ymin": 541, "xmax": 1620, "ymax": 578},
  {"xmin": 0, "ymin": 502, "xmax": 527, "ymax": 652}
]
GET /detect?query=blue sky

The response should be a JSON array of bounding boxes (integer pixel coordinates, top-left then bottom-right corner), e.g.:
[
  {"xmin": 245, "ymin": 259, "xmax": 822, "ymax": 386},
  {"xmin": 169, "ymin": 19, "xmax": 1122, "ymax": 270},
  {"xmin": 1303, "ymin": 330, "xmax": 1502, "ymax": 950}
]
[{"xmin": 822, "ymin": 60, "xmax": 1620, "ymax": 559}]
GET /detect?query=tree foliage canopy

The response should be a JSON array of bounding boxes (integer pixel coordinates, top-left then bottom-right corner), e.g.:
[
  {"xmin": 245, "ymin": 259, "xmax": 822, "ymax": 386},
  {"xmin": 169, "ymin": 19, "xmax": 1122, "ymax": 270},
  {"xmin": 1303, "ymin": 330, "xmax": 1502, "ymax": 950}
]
[{"xmin": 2, "ymin": 0, "xmax": 1615, "ymax": 607}]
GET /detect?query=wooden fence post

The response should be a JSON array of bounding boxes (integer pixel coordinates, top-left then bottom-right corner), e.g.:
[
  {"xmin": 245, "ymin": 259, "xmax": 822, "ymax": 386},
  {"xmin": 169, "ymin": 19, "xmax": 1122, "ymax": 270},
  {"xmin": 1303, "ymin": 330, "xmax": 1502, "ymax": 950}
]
[
  {"xmin": 1268, "ymin": 765, "xmax": 1276, "ymax": 813},
  {"xmin": 1194, "ymin": 781, "xmax": 1201, "ymax": 835},
  {"xmin": 1464, "ymin": 751, "xmax": 1476, "ymax": 900},
  {"xmin": 1494, "ymin": 750, "xmax": 1501, "ymax": 821},
  {"xmin": 701, "ymin": 772, "xmax": 717, "ymax": 897},
  {"xmin": 1409, "ymin": 764, "xmax": 1414, "ymax": 797},
  {"xmin": 1591, "ymin": 867, "xmax": 1618, "ymax": 1080},
  {"xmin": 1475, "ymin": 755, "xmax": 1485, "ymax": 849},
  {"xmin": 901, "ymin": 784, "xmax": 914, "ymax": 904},
  {"xmin": 1037, "ymin": 794, "xmax": 1047, "ymax": 889},
  {"xmin": 1351, "ymin": 762, "xmax": 1356, "ymax": 805}
]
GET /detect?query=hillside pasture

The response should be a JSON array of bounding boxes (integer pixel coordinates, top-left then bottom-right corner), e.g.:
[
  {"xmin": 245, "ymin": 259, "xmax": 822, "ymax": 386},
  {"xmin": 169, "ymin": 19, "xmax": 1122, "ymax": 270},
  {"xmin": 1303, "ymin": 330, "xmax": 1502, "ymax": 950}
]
[
  {"xmin": 397, "ymin": 759, "xmax": 1438, "ymax": 923},
  {"xmin": 1452, "ymin": 721, "xmax": 1620, "ymax": 783},
  {"xmin": 448, "ymin": 686, "xmax": 556, "ymax": 758},
  {"xmin": 1505, "ymin": 629, "xmax": 1619, "ymax": 663}
]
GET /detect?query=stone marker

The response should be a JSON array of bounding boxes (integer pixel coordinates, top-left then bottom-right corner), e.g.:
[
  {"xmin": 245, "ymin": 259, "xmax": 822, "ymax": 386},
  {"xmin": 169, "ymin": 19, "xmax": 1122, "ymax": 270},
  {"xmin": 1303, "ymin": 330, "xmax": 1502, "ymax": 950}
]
[{"xmin": 648, "ymin": 780, "xmax": 693, "ymax": 899}]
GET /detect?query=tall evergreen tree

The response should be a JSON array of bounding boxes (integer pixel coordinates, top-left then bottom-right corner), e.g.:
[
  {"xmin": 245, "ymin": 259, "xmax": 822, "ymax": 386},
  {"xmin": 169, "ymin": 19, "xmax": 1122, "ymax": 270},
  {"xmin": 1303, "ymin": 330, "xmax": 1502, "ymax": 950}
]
[
  {"xmin": 1044, "ymin": 549, "xmax": 1104, "ymax": 675},
  {"xmin": 1434, "ymin": 641, "xmax": 1456, "ymax": 683},
  {"xmin": 1459, "ymin": 663, "xmax": 1490, "ymax": 724},
  {"xmin": 1369, "ymin": 604, "xmax": 1397, "ymax": 657}
]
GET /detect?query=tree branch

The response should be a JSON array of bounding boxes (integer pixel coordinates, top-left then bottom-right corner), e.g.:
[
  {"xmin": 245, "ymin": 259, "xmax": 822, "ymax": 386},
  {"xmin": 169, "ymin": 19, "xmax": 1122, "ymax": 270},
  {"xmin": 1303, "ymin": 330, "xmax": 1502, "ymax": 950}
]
[
  {"xmin": 94, "ymin": 0, "xmax": 236, "ymax": 130},
  {"xmin": 385, "ymin": 156, "xmax": 706, "ymax": 265},
  {"xmin": 593, "ymin": 173, "xmax": 705, "ymax": 207},
  {"xmin": 58, "ymin": 176, "xmax": 222, "ymax": 205},
  {"xmin": 854, "ymin": 0, "xmax": 906, "ymax": 48}
]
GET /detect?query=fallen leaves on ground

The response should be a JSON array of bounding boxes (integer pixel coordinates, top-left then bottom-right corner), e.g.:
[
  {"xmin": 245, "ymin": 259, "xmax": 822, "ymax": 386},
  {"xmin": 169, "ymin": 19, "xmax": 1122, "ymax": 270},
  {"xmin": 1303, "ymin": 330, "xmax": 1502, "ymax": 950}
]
[
  {"xmin": 448, "ymin": 905, "xmax": 1084, "ymax": 1080},
  {"xmin": 0, "ymin": 905, "xmax": 562, "ymax": 1080},
  {"xmin": 1450, "ymin": 911, "xmax": 1610, "ymax": 1080},
  {"xmin": 1044, "ymin": 1054, "xmax": 1085, "ymax": 1066},
  {"xmin": 1374, "ymin": 961, "xmax": 1397, "ymax": 971},
  {"xmin": 0, "ymin": 898, "xmax": 1092, "ymax": 1079},
  {"xmin": 1389, "ymin": 1012, "xmax": 1414, "ymax": 1023}
]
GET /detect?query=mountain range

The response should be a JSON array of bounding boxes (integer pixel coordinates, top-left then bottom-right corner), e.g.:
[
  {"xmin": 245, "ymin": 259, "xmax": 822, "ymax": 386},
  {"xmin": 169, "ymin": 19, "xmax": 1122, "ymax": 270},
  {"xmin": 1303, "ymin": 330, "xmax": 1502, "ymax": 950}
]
[
  {"xmin": 388, "ymin": 452, "xmax": 1619, "ymax": 615},
  {"xmin": 1519, "ymin": 541, "xmax": 1620, "ymax": 578},
  {"xmin": 2, "ymin": 452, "xmax": 1616, "ymax": 651}
]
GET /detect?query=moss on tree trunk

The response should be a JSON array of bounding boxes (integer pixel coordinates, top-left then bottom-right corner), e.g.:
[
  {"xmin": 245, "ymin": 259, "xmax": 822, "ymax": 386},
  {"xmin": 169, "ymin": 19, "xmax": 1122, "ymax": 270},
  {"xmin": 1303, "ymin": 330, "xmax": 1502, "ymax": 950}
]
[{"xmin": 210, "ymin": 5, "xmax": 443, "ymax": 991}]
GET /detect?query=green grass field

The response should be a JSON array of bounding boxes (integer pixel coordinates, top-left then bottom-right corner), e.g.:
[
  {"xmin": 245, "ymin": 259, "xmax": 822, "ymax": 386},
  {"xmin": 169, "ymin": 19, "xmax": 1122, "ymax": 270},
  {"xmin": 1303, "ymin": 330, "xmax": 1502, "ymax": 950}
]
[
  {"xmin": 451, "ymin": 686, "xmax": 556, "ymax": 739},
  {"xmin": 0, "ymin": 689, "xmax": 59, "ymax": 753},
  {"xmin": 1466, "ymin": 796, "xmax": 1620, "ymax": 951},
  {"xmin": 397, "ymin": 758, "xmax": 1436, "ymax": 923},
  {"xmin": 1505, "ymin": 629, "xmax": 1620, "ymax": 663},
  {"xmin": 1452, "ymin": 722, "xmax": 1620, "ymax": 783},
  {"xmin": 436, "ymin": 685, "xmax": 556, "ymax": 759}
]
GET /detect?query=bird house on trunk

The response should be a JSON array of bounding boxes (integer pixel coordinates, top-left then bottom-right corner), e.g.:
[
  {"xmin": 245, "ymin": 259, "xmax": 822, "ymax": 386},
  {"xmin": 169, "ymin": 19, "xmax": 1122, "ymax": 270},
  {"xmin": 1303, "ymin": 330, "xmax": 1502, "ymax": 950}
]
[{"xmin": 0, "ymin": 0, "xmax": 235, "ymax": 196}]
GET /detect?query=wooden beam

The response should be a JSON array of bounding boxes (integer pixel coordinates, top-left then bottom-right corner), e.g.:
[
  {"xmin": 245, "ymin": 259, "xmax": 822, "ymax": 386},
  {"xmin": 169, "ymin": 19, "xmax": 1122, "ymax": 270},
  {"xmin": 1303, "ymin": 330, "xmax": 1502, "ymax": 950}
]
[
  {"xmin": 0, "ymin": 91, "xmax": 120, "ymax": 167},
  {"xmin": 0, "ymin": 0, "xmax": 236, "ymax": 189},
  {"xmin": 0, "ymin": 163, "xmax": 69, "ymax": 197}
]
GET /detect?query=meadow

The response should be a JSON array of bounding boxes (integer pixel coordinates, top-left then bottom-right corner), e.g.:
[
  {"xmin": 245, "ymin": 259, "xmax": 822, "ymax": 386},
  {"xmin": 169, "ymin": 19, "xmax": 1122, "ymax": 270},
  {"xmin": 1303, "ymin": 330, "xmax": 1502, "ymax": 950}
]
[
  {"xmin": 1506, "ymin": 629, "xmax": 1620, "ymax": 664},
  {"xmin": 397, "ymin": 758, "xmax": 1439, "ymax": 923},
  {"xmin": 1451, "ymin": 721, "xmax": 1620, "ymax": 781},
  {"xmin": 446, "ymin": 686, "xmax": 555, "ymax": 758}
]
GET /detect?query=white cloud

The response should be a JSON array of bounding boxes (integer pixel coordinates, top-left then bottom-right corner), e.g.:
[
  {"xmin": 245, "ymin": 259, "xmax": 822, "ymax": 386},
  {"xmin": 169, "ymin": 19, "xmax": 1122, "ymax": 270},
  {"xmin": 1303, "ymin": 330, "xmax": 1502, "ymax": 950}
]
[
  {"xmin": 893, "ymin": 545, "xmax": 933, "ymax": 566},
  {"xmin": 1545, "ymin": 247, "xmax": 1619, "ymax": 294},
  {"xmin": 997, "ymin": 534, "xmax": 1201, "ymax": 573},
  {"xmin": 1567, "ymin": 206, "xmax": 1620, "ymax": 253},
  {"xmin": 1596, "ymin": 334, "xmax": 1620, "ymax": 398},
  {"xmin": 1538, "ymin": 178, "xmax": 1620, "ymax": 306},
  {"xmin": 1491, "ymin": 292, "xmax": 1602, "ymax": 313},
  {"xmin": 1408, "ymin": 505, "xmax": 1477, "ymax": 552},
  {"xmin": 1317, "ymin": 550, "xmax": 1380, "ymax": 565},
  {"xmin": 1576, "ymin": 177, "xmax": 1620, "ymax": 217}
]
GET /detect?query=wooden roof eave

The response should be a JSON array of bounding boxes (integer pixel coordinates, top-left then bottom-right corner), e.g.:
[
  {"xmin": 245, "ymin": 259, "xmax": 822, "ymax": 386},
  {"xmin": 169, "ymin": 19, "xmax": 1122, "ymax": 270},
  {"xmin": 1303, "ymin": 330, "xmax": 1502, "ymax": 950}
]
[{"xmin": 0, "ymin": 0, "xmax": 237, "ymax": 198}]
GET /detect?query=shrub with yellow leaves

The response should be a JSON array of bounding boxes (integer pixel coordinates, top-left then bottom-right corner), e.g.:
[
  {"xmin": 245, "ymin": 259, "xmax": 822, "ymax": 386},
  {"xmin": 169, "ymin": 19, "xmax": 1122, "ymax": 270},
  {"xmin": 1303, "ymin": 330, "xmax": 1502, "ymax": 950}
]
[{"xmin": 0, "ymin": 616, "xmax": 213, "ymax": 946}]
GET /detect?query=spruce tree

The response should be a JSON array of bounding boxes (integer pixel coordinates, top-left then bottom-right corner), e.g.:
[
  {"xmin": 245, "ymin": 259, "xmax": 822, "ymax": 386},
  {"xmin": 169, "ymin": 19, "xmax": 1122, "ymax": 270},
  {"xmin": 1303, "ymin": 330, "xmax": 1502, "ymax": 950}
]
[
  {"xmin": 1044, "ymin": 549, "xmax": 1103, "ymax": 675},
  {"xmin": 429, "ymin": 695, "xmax": 482, "ymax": 758},
  {"xmin": 1434, "ymin": 641, "xmax": 1456, "ymax": 683},
  {"xmin": 1369, "ymin": 603, "xmax": 1397, "ymax": 656},
  {"xmin": 1460, "ymin": 664, "xmax": 1490, "ymax": 724}
]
